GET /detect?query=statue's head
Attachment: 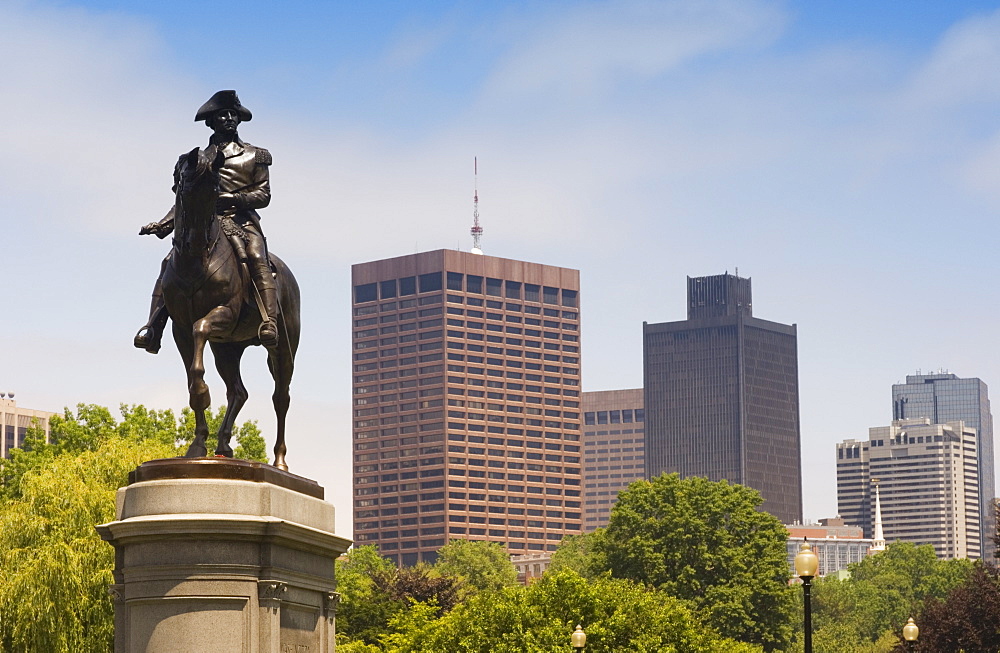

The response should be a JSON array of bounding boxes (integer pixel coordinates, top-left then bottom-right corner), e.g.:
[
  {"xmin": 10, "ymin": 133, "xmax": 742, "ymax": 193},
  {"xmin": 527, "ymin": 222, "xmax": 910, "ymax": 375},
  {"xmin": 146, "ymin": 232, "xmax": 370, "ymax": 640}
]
[{"xmin": 195, "ymin": 90, "xmax": 252, "ymax": 133}]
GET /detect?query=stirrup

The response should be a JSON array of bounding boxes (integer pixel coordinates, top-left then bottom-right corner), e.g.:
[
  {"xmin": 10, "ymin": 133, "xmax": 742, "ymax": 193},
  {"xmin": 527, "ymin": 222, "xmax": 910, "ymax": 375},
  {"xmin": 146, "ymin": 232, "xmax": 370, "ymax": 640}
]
[
  {"xmin": 258, "ymin": 319, "xmax": 278, "ymax": 348},
  {"xmin": 134, "ymin": 325, "xmax": 161, "ymax": 354}
]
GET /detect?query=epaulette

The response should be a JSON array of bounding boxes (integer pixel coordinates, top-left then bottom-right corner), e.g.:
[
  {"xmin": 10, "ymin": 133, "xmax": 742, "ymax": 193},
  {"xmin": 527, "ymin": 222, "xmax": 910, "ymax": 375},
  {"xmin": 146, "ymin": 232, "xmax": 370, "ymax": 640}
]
[{"xmin": 254, "ymin": 147, "xmax": 272, "ymax": 165}]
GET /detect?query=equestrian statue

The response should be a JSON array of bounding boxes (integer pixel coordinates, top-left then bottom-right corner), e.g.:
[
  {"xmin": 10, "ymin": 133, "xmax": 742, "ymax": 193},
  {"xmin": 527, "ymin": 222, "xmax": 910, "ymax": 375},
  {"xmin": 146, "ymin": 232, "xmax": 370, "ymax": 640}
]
[{"xmin": 136, "ymin": 90, "xmax": 300, "ymax": 470}]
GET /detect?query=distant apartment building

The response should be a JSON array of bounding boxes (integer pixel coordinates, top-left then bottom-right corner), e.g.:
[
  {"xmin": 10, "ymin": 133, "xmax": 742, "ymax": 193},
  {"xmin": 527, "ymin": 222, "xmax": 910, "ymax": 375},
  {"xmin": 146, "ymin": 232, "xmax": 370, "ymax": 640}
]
[
  {"xmin": 837, "ymin": 418, "xmax": 981, "ymax": 559},
  {"xmin": 893, "ymin": 372, "xmax": 995, "ymax": 558},
  {"xmin": 643, "ymin": 273, "xmax": 803, "ymax": 524},
  {"xmin": 511, "ymin": 552, "xmax": 552, "ymax": 584},
  {"xmin": 785, "ymin": 518, "xmax": 873, "ymax": 577},
  {"xmin": 581, "ymin": 389, "xmax": 645, "ymax": 532},
  {"xmin": 1, "ymin": 394, "xmax": 56, "ymax": 459},
  {"xmin": 352, "ymin": 250, "xmax": 584, "ymax": 565}
]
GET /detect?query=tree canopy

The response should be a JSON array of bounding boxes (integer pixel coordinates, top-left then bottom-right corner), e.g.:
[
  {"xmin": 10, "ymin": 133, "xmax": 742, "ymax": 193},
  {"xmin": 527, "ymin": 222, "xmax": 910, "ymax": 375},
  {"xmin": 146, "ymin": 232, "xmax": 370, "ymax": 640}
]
[
  {"xmin": 906, "ymin": 563, "xmax": 1000, "ymax": 652},
  {"xmin": 594, "ymin": 473, "xmax": 794, "ymax": 651},
  {"xmin": 810, "ymin": 541, "xmax": 974, "ymax": 651},
  {"xmin": 0, "ymin": 403, "xmax": 265, "ymax": 652},
  {"xmin": 434, "ymin": 539, "xmax": 519, "ymax": 594}
]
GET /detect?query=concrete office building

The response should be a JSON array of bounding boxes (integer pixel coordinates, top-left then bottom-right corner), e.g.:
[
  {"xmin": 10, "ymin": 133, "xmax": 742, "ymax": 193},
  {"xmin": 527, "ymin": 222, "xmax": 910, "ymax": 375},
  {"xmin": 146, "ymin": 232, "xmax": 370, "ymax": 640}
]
[
  {"xmin": 581, "ymin": 389, "xmax": 645, "ymax": 532},
  {"xmin": 837, "ymin": 418, "xmax": 981, "ymax": 559},
  {"xmin": 643, "ymin": 273, "xmax": 802, "ymax": 523},
  {"xmin": 352, "ymin": 250, "xmax": 583, "ymax": 565},
  {"xmin": 785, "ymin": 518, "xmax": 873, "ymax": 577},
  {"xmin": 1, "ymin": 394, "xmax": 56, "ymax": 459},
  {"xmin": 893, "ymin": 372, "xmax": 995, "ymax": 558}
]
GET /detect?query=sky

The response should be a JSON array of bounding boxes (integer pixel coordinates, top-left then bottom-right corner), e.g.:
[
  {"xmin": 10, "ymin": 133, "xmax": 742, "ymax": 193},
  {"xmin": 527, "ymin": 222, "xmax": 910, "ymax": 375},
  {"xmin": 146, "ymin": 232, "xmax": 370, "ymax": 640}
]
[{"xmin": 3, "ymin": 0, "xmax": 1000, "ymax": 538}]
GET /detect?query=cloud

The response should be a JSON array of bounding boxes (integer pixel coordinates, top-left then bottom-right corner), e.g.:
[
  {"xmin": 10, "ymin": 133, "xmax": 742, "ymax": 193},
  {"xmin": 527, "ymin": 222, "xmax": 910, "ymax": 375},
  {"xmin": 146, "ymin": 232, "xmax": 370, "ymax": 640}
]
[
  {"xmin": 484, "ymin": 0, "xmax": 786, "ymax": 97},
  {"xmin": 905, "ymin": 7, "xmax": 1000, "ymax": 109},
  {"xmin": 0, "ymin": 2, "xmax": 200, "ymax": 235}
]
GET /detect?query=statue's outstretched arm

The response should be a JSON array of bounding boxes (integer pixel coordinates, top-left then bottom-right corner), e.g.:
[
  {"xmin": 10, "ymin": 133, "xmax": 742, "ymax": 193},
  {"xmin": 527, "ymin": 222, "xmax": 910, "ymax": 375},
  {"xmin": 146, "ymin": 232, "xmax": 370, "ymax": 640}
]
[{"xmin": 139, "ymin": 206, "xmax": 175, "ymax": 238}]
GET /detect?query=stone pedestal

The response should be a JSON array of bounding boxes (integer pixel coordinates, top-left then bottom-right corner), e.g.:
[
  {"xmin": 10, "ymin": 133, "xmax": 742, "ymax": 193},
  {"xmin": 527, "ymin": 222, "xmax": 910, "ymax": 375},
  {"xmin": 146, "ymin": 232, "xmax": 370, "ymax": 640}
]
[{"xmin": 96, "ymin": 459, "xmax": 352, "ymax": 653}]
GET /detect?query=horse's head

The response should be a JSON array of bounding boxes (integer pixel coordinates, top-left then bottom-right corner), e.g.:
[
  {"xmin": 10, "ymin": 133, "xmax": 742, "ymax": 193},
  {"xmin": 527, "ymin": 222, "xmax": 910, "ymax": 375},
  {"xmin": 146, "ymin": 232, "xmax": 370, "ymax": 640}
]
[{"xmin": 174, "ymin": 147, "xmax": 225, "ymax": 248}]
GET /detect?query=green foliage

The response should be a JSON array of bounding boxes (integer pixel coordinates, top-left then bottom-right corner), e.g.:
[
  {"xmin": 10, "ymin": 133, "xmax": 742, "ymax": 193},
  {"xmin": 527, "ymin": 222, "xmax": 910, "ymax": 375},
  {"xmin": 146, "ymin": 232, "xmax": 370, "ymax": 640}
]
[
  {"xmin": 595, "ymin": 473, "xmax": 794, "ymax": 651},
  {"xmin": 548, "ymin": 529, "xmax": 608, "ymax": 579},
  {"xmin": 178, "ymin": 406, "xmax": 268, "ymax": 462},
  {"xmin": 0, "ymin": 435, "xmax": 176, "ymax": 652},
  {"xmin": 1, "ymin": 404, "xmax": 181, "ymax": 500},
  {"xmin": 0, "ymin": 402, "xmax": 266, "ymax": 652},
  {"xmin": 380, "ymin": 569, "xmax": 763, "ymax": 652},
  {"xmin": 810, "ymin": 542, "xmax": 974, "ymax": 651},
  {"xmin": 336, "ymin": 545, "xmax": 468, "ymax": 648},
  {"xmin": 900, "ymin": 563, "xmax": 1000, "ymax": 653},
  {"xmin": 336, "ymin": 545, "xmax": 401, "ymax": 644},
  {"xmin": 434, "ymin": 539, "xmax": 519, "ymax": 593}
]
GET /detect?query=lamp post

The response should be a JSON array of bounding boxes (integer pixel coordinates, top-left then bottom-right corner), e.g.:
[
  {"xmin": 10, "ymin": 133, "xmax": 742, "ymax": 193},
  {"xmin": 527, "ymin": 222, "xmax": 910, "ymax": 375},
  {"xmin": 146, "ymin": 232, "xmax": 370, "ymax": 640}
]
[
  {"xmin": 902, "ymin": 617, "xmax": 919, "ymax": 651},
  {"xmin": 794, "ymin": 541, "xmax": 819, "ymax": 653},
  {"xmin": 571, "ymin": 624, "xmax": 586, "ymax": 651}
]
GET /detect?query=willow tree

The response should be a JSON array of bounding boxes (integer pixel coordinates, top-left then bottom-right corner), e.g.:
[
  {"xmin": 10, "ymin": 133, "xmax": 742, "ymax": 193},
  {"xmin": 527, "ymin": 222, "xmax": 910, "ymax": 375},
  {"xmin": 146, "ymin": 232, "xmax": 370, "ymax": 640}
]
[{"xmin": 0, "ymin": 403, "xmax": 264, "ymax": 652}]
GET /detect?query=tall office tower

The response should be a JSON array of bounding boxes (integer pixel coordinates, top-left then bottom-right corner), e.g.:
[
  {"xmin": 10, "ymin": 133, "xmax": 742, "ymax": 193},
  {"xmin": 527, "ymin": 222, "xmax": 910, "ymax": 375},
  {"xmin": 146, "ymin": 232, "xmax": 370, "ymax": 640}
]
[
  {"xmin": 581, "ymin": 389, "xmax": 645, "ymax": 532},
  {"xmin": 836, "ymin": 418, "xmax": 981, "ymax": 559},
  {"xmin": 1, "ymin": 394, "xmax": 55, "ymax": 459},
  {"xmin": 643, "ymin": 273, "xmax": 802, "ymax": 523},
  {"xmin": 352, "ymin": 250, "xmax": 583, "ymax": 565},
  {"xmin": 893, "ymin": 372, "xmax": 995, "ymax": 558}
]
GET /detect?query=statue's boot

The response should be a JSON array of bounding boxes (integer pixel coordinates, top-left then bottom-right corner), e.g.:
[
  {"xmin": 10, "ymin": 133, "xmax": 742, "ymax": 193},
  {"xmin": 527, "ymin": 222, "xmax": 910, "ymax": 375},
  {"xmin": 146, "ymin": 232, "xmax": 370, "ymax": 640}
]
[
  {"xmin": 134, "ymin": 284, "xmax": 168, "ymax": 354},
  {"xmin": 253, "ymin": 263, "xmax": 279, "ymax": 349}
]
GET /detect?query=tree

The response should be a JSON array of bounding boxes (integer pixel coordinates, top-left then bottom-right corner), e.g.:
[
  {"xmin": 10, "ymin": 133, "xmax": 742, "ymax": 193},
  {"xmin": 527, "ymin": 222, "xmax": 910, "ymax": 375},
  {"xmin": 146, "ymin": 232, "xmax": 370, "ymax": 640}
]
[
  {"xmin": 381, "ymin": 569, "xmax": 763, "ymax": 653},
  {"xmin": 548, "ymin": 529, "xmax": 608, "ymax": 579},
  {"xmin": 0, "ymin": 402, "xmax": 266, "ymax": 652},
  {"xmin": 810, "ymin": 542, "xmax": 973, "ymax": 650},
  {"xmin": 594, "ymin": 473, "xmax": 794, "ymax": 651},
  {"xmin": 0, "ymin": 435, "xmax": 176, "ymax": 652},
  {"xmin": 897, "ymin": 563, "xmax": 1000, "ymax": 653},
  {"xmin": 335, "ymin": 546, "xmax": 465, "ymax": 647},
  {"xmin": 434, "ymin": 539, "xmax": 518, "ymax": 593},
  {"xmin": 335, "ymin": 545, "xmax": 402, "ymax": 645}
]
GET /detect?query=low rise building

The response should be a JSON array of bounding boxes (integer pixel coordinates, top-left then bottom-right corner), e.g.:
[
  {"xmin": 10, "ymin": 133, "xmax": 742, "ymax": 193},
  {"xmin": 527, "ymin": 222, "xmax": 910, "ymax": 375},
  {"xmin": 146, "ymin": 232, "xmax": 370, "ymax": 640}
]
[
  {"xmin": 1, "ymin": 394, "xmax": 56, "ymax": 458},
  {"xmin": 785, "ymin": 518, "xmax": 873, "ymax": 577}
]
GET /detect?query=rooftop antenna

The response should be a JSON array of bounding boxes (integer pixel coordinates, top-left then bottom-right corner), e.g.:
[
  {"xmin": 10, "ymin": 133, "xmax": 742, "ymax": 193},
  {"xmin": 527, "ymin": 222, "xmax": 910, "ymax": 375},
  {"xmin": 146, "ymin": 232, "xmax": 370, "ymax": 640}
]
[{"xmin": 470, "ymin": 157, "xmax": 483, "ymax": 255}]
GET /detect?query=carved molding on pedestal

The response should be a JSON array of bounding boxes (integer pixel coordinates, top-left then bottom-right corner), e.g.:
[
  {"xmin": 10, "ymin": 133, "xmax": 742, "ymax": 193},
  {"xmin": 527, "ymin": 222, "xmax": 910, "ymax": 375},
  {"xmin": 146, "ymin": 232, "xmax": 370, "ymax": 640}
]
[
  {"xmin": 108, "ymin": 585, "xmax": 126, "ymax": 604},
  {"xmin": 323, "ymin": 592, "xmax": 342, "ymax": 618},
  {"xmin": 258, "ymin": 580, "xmax": 288, "ymax": 602}
]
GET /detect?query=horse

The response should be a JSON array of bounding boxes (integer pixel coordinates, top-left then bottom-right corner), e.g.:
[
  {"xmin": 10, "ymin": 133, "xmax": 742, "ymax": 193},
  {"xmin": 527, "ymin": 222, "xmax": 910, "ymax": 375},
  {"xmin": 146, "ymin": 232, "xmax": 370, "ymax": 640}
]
[{"xmin": 162, "ymin": 146, "xmax": 300, "ymax": 471}]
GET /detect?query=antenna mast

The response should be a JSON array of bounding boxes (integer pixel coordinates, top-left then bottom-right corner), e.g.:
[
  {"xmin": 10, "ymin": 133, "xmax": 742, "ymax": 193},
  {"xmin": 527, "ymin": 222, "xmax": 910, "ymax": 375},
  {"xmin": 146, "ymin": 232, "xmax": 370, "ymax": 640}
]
[{"xmin": 470, "ymin": 157, "xmax": 483, "ymax": 254}]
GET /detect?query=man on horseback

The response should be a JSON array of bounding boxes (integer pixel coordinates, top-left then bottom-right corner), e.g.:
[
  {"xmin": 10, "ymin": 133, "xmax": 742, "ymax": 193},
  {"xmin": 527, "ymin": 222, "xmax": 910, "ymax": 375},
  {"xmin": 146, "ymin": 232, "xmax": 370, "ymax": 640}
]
[{"xmin": 135, "ymin": 90, "xmax": 279, "ymax": 351}]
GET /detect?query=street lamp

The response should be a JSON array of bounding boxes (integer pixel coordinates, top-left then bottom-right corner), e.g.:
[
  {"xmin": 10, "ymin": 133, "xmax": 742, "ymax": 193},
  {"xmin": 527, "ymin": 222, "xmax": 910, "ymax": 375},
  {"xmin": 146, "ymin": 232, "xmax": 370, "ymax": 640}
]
[
  {"xmin": 794, "ymin": 541, "xmax": 819, "ymax": 653},
  {"xmin": 902, "ymin": 617, "xmax": 919, "ymax": 651},
  {"xmin": 571, "ymin": 624, "xmax": 586, "ymax": 651}
]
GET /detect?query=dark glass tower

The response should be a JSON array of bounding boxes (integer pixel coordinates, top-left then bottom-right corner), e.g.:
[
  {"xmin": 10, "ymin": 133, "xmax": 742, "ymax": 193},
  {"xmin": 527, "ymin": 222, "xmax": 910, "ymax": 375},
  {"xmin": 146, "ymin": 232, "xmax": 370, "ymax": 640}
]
[
  {"xmin": 643, "ymin": 273, "xmax": 803, "ymax": 524},
  {"xmin": 893, "ymin": 372, "xmax": 995, "ymax": 558}
]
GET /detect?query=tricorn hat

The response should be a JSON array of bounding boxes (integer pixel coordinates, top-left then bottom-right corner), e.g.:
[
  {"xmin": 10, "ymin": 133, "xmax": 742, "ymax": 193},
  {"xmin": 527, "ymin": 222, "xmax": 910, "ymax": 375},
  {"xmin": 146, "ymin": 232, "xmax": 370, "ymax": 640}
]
[{"xmin": 195, "ymin": 90, "xmax": 253, "ymax": 122}]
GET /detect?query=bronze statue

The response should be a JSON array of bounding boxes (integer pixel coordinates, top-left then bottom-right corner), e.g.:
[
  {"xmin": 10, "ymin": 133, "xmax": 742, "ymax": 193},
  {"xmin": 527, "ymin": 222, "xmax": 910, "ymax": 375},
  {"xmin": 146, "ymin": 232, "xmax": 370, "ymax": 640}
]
[{"xmin": 136, "ymin": 91, "xmax": 300, "ymax": 470}]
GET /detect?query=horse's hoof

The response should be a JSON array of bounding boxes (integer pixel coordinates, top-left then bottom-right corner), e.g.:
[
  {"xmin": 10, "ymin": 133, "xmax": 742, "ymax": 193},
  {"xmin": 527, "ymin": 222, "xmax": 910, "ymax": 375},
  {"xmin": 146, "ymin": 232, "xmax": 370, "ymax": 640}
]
[
  {"xmin": 185, "ymin": 444, "xmax": 208, "ymax": 458},
  {"xmin": 273, "ymin": 459, "xmax": 288, "ymax": 472}
]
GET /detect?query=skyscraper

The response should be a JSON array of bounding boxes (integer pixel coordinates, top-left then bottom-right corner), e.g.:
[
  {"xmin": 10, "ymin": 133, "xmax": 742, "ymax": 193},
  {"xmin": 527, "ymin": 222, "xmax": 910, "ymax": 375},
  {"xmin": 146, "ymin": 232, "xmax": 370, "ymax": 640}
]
[
  {"xmin": 352, "ymin": 250, "xmax": 583, "ymax": 565},
  {"xmin": 581, "ymin": 388, "xmax": 645, "ymax": 532},
  {"xmin": 892, "ymin": 372, "xmax": 995, "ymax": 558},
  {"xmin": 643, "ymin": 273, "xmax": 802, "ymax": 523},
  {"xmin": 837, "ymin": 418, "xmax": 981, "ymax": 559}
]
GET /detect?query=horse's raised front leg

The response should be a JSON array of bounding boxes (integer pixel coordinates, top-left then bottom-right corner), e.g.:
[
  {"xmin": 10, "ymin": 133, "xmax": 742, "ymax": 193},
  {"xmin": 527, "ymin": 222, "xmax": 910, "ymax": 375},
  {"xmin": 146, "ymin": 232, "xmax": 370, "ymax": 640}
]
[
  {"xmin": 211, "ymin": 341, "xmax": 249, "ymax": 458},
  {"xmin": 174, "ymin": 322, "xmax": 209, "ymax": 458},
  {"xmin": 184, "ymin": 306, "xmax": 235, "ymax": 457}
]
